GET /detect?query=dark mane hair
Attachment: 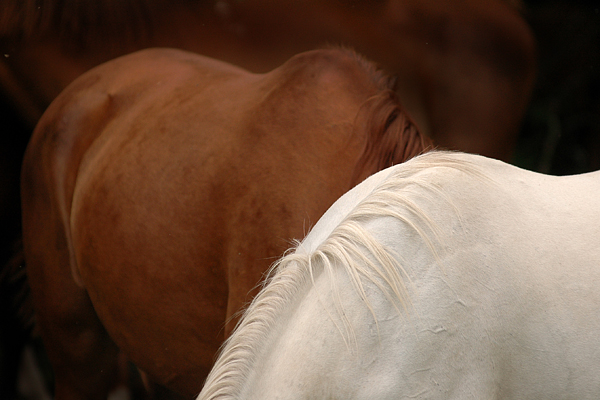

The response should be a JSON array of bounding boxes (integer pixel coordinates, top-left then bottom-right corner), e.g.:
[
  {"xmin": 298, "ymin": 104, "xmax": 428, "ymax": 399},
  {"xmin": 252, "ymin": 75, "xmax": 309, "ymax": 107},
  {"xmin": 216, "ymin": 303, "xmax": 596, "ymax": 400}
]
[
  {"xmin": 0, "ymin": 0, "xmax": 173, "ymax": 45},
  {"xmin": 350, "ymin": 63, "xmax": 434, "ymax": 185}
]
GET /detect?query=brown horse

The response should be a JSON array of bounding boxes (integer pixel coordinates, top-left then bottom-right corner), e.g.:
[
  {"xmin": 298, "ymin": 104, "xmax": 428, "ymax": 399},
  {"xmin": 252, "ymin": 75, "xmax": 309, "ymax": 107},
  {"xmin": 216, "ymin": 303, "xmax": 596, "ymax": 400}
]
[
  {"xmin": 1, "ymin": 1, "xmax": 536, "ymax": 328},
  {"xmin": 21, "ymin": 47, "xmax": 431, "ymax": 399}
]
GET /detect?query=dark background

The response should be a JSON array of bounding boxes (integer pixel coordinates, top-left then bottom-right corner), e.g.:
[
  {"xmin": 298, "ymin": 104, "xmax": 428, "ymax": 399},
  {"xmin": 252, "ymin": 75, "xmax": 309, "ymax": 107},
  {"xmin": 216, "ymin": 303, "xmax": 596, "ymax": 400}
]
[{"xmin": 514, "ymin": 0, "xmax": 600, "ymax": 175}]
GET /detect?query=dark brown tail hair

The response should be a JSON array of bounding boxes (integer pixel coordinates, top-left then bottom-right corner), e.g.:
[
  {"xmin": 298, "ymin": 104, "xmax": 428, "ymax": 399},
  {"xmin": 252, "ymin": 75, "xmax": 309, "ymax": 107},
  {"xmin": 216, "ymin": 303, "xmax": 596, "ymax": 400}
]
[{"xmin": 0, "ymin": 238, "xmax": 34, "ymax": 334}]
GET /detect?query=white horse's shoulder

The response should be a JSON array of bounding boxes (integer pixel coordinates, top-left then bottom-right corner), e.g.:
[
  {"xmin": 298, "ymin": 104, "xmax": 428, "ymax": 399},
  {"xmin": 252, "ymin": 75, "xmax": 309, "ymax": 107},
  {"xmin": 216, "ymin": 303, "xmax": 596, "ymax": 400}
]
[{"xmin": 198, "ymin": 151, "xmax": 600, "ymax": 400}]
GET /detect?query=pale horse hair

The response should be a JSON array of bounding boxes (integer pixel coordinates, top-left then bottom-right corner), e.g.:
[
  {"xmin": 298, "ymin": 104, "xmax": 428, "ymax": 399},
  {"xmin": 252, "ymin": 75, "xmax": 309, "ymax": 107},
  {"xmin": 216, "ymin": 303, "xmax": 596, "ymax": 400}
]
[{"xmin": 198, "ymin": 151, "xmax": 491, "ymax": 400}]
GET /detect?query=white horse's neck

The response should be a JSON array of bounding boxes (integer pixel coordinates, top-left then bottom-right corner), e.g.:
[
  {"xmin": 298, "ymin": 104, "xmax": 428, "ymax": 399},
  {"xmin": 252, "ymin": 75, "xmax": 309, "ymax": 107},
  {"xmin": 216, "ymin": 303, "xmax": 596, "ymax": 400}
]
[
  {"xmin": 240, "ymin": 260, "xmax": 402, "ymax": 399},
  {"xmin": 199, "ymin": 151, "xmax": 600, "ymax": 400}
]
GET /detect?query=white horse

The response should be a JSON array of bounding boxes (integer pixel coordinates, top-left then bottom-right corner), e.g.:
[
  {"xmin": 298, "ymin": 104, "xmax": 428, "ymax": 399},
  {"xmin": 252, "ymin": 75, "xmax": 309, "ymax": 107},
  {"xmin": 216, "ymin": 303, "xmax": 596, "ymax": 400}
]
[{"xmin": 197, "ymin": 151, "xmax": 600, "ymax": 400}]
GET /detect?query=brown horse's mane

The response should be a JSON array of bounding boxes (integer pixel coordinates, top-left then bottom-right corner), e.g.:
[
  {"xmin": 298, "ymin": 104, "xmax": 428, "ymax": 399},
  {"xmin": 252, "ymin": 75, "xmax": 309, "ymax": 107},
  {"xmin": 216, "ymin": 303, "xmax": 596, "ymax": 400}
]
[{"xmin": 348, "ymin": 52, "xmax": 434, "ymax": 185}]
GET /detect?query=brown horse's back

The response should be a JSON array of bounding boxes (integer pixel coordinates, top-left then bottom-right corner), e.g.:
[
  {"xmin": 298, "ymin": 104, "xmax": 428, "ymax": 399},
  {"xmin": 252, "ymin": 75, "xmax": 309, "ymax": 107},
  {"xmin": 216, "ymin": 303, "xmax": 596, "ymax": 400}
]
[{"xmin": 22, "ymin": 48, "xmax": 429, "ymax": 398}]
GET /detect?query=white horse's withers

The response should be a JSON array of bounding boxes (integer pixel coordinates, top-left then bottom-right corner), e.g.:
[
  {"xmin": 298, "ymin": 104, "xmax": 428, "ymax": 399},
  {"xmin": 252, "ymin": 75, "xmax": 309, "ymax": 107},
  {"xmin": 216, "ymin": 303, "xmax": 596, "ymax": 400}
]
[{"xmin": 198, "ymin": 151, "xmax": 600, "ymax": 400}]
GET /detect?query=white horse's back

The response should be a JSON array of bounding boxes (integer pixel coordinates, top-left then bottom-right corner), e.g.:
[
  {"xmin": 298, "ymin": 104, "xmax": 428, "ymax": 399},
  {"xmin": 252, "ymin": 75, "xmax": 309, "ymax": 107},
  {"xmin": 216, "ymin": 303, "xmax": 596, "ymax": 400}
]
[{"xmin": 199, "ymin": 151, "xmax": 600, "ymax": 400}]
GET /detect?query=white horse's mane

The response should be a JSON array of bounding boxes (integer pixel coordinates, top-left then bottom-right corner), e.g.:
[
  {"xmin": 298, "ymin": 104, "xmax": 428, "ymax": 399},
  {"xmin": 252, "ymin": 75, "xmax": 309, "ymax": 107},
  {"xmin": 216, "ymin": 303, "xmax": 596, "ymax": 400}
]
[{"xmin": 198, "ymin": 151, "xmax": 487, "ymax": 400}]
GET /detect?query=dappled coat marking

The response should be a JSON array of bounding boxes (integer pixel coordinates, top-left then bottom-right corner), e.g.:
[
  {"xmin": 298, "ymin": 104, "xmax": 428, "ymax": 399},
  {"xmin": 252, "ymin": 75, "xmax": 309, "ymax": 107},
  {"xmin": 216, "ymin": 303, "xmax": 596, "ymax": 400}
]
[
  {"xmin": 199, "ymin": 151, "xmax": 600, "ymax": 400},
  {"xmin": 20, "ymin": 47, "xmax": 430, "ymax": 398}
]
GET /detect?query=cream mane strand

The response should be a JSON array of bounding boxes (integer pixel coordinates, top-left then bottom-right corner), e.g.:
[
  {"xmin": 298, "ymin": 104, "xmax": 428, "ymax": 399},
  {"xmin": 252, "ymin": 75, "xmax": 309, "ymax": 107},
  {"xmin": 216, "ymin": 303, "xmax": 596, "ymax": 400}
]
[{"xmin": 198, "ymin": 151, "xmax": 489, "ymax": 400}]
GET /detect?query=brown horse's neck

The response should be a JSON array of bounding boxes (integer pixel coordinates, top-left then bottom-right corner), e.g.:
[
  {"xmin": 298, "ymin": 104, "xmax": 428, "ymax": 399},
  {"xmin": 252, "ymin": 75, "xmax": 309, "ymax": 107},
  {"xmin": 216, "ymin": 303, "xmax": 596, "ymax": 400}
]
[{"xmin": 351, "ymin": 89, "xmax": 433, "ymax": 186}]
